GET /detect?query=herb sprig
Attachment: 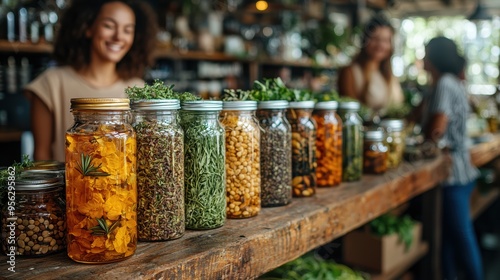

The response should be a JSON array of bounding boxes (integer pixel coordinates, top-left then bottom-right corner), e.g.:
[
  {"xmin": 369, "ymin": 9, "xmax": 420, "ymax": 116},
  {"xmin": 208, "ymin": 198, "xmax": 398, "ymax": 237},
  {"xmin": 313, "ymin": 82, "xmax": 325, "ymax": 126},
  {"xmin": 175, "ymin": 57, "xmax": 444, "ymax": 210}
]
[
  {"xmin": 76, "ymin": 153, "xmax": 110, "ymax": 177},
  {"xmin": 0, "ymin": 155, "xmax": 33, "ymax": 207},
  {"xmin": 249, "ymin": 77, "xmax": 291, "ymax": 101},
  {"xmin": 90, "ymin": 218, "xmax": 120, "ymax": 236},
  {"xmin": 126, "ymin": 80, "xmax": 200, "ymax": 101},
  {"xmin": 222, "ymin": 89, "xmax": 252, "ymax": 101}
]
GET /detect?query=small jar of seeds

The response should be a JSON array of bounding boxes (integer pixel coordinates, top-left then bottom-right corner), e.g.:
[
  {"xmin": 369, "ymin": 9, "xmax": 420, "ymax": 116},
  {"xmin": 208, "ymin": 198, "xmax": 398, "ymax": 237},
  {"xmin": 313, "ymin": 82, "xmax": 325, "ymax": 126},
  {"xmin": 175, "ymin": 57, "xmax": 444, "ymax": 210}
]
[
  {"xmin": 257, "ymin": 101, "xmax": 292, "ymax": 207},
  {"xmin": 221, "ymin": 101, "xmax": 261, "ymax": 218},
  {"xmin": 132, "ymin": 99, "xmax": 185, "ymax": 241},
  {"xmin": 287, "ymin": 101, "xmax": 317, "ymax": 197},
  {"xmin": 1, "ymin": 173, "xmax": 66, "ymax": 257}
]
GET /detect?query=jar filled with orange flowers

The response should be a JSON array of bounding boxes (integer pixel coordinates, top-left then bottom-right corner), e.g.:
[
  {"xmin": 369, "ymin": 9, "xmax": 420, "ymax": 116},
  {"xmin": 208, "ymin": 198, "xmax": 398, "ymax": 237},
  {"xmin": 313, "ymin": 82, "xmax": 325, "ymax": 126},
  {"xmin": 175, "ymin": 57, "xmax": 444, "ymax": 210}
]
[{"xmin": 65, "ymin": 98, "xmax": 137, "ymax": 264}]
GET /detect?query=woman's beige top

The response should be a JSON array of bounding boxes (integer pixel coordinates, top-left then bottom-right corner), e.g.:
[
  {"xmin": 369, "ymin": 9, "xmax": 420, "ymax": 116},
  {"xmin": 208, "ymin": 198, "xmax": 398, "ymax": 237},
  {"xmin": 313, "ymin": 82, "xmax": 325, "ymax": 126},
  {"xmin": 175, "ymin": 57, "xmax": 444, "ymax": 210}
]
[
  {"xmin": 25, "ymin": 66, "xmax": 144, "ymax": 162},
  {"xmin": 351, "ymin": 63, "xmax": 404, "ymax": 113}
]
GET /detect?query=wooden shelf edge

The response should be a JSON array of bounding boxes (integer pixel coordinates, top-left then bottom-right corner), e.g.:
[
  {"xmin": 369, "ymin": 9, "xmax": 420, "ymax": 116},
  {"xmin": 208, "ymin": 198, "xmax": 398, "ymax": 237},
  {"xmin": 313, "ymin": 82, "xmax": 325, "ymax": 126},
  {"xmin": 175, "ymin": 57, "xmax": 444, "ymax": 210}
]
[
  {"xmin": 470, "ymin": 134, "xmax": 500, "ymax": 167},
  {"xmin": 0, "ymin": 40, "xmax": 53, "ymax": 53},
  {"xmin": 0, "ymin": 156, "xmax": 449, "ymax": 279},
  {"xmin": 470, "ymin": 188, "xmax": 500, "ymax": 220},
  {"xmin": 370, "ymin": 242, "xmax": 429, "ymax": 280}
]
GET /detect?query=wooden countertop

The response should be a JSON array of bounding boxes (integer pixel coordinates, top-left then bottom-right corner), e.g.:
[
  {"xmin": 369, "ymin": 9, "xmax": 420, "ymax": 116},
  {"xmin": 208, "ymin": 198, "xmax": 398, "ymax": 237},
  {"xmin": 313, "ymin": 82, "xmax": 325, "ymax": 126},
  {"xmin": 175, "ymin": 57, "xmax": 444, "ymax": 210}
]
[
  {"xmin": 1, "ymin": 136, "xmax": 499, "ymax": 279},
  {"xmin": 0, "ymin": 156, "xmax": 450, "ymax": 279}
]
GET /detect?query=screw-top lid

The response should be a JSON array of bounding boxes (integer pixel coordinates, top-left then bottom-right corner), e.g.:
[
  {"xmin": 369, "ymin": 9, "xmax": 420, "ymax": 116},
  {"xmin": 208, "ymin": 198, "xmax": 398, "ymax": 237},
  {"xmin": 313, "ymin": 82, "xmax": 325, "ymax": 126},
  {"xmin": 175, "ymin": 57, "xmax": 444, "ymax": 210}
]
[
  {"xmin": 24, "ymin": 160, "xmax": 65, "ymax": 177},
  {"xmin": 257, "ymin": 100, "xmax": 289, "ymax": 109},
  {"xmin": 223, "ymin": 101, "xmax": 258, "ymax": 110},
  {"xmin": 379, "ymin": 119, "xmax": 405, "ymax": 132},
  {"xmin": 364, "ymin": 129, "xmax": 385, "ymax": 141},
  {"xmin": 71, "ymin": 98, "xmax": 130, "ymax": 111},
  {"xmin": 315, "ymin": 101, "xmax": 338, "ymax": 110},
  {"xmin": 289, "ymin": 101, "xmax": 316, "ymax": 109},
  {"xmin": 131, "ymin": 99, "xmax": 180, "ymax": 110},
  {"xmin": 15, "ymin": 173, "xmax": 63, "ymax": 191},
  {"xmin": 339, "ymin": 101, "xmax": 360, "ymax": 111},
  {"xmin": 181, "ymin": 100, "xmax": 223, "ymax": 111}
]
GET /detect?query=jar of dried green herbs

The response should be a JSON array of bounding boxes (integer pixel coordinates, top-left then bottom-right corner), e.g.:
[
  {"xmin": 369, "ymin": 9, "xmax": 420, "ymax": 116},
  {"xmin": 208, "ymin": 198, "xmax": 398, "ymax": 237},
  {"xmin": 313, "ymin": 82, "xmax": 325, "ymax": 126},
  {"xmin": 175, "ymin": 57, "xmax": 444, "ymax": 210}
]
[
  {"xmin": 257, "ymin": 101, "xmax": 292, "ymax": 207},
  {"xmin": 339, "ymin": 101, "xmax": 363, "ymax": 182},
  {"xmin": 221, "ymin": 101, "xmax": 261, "ymax": 218},
  {"xmin": 132, "ymin": 99, "xmax": 184, "ymax": 241},
  {"xmin": 180, "ymin": 101, "xmax": 226, "ymax": 229},
  {"xmin": 287, "ymin": 101, "xmax": 317, "ymax": 197}
]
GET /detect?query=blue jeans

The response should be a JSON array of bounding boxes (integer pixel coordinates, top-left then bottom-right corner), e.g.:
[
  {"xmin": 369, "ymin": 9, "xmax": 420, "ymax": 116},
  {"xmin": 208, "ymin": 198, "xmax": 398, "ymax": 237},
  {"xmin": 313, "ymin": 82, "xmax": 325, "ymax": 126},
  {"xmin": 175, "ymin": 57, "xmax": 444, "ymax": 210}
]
[{"xmin": 442, "ymin": 180, "xmax": 483, "ymax": 280}]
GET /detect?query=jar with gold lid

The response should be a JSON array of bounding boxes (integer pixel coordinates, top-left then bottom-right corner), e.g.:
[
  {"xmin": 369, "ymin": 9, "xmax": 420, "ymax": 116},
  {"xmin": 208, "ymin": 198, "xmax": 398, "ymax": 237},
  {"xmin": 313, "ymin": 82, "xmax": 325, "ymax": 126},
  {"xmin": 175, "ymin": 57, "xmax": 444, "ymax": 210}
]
[{"xmin": 65, "ymin": 98, "xmax": 137, "ymax": 264}]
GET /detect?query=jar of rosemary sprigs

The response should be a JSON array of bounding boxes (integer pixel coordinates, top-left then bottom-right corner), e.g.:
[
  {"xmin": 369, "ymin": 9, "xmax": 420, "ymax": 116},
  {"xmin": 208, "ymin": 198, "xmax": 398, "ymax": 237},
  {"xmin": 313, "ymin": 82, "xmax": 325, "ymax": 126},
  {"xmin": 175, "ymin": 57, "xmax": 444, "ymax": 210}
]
[
  {"xmin": 221, "ymin": 101, "xmax": 261, "ymax": 218},
  {"xmin": 132, "ymin": 99, "xmax": 185, "ymax": 241},
  {"xmin": 180, "ymin": 101, "xmax": 226, "ymax": 230},
  {"xmin": 257, "ymin": 101, "xmax": 292, "ymax": 207}
]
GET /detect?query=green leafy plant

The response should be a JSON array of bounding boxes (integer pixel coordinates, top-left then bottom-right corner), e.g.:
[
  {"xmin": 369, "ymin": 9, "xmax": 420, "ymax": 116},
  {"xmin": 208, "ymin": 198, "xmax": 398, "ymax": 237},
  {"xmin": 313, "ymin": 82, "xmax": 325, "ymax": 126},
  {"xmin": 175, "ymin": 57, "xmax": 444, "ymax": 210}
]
[
  {"xmin": 260, "ymin": 252, "xmax": 367, "ymax": 280},
  {"xmin": 313, "ymin": 90, "xmax": 340, "ymax": 102},
  {"xmin": 249, "ymin": 78, "xmax": 292, "ymax": 101},
  {"xmin": 90, "ymin": 218, "xmax": 120, "ymax": 236},
  {"xmin": 369, "ymin": 214, "xmax": 416, "ymax": 251},
  {"xmin": 126, "ymin": 80, "xmax": 200, "ymax": 101},
  {"xmin": 288, "ymin": 88, "xmax": 314, "ymax": 102},
  {"xmin": 76, "ymin": 153, "xmax": 110, "ymax": 177},
  {"xmin": 222, "ymin": 89, "xmax": 252, "ymax": 101}
]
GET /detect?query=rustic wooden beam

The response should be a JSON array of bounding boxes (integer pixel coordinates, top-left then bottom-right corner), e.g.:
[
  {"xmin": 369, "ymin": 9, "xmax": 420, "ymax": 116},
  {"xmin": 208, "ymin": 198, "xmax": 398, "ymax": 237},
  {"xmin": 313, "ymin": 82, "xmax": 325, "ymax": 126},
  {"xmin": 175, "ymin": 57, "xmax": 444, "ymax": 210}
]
[
  {"xmin": 470, "ymin": 134, "xmax": 500, "ymax": 167},
  {"xmin": 0, "ymin": 156, "xmax": 449, "ymax": 279}
]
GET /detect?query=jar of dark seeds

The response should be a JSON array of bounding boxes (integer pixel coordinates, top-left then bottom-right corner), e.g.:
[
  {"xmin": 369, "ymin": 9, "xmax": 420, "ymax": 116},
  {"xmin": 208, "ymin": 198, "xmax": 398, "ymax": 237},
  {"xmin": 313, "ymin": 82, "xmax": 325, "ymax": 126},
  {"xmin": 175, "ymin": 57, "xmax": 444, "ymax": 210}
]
[
  {"xmin": 132, "ymin": 99, "xmax": 185, "ymax": 241},
  {"xmin": 1, "ymin": 173, "xmax": 66, "ymax": 257},
  {"xmin": 287, "ymin": 101, "xmax": 317, "ymax": 197},
  {"xmin": 257, "ymin": 101, "xmax": 292, "ymax": 207}
]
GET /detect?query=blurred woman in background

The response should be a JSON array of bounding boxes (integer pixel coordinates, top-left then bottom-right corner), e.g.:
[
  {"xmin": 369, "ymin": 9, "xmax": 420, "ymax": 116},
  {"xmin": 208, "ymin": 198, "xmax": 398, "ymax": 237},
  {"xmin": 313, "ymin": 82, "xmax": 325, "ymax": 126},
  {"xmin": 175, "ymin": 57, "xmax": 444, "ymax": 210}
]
[
  {"xmin": 423, "ymin": 36, "xmax": 482, "ymax": 280},
  {"xmin": 25, "ymin": 0, "xmax": 158, "ymax": 162},
  {"xmin": 338, "ymin": 14, "xmax": 404, "ymax": 116}
]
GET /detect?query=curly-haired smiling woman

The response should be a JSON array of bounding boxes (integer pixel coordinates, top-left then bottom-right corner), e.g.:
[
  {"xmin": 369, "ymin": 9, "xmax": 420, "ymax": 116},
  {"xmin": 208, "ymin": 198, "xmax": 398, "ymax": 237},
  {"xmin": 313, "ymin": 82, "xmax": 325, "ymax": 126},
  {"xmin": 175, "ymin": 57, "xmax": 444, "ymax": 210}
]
[{"xmin": 24, "ymin": 0, "xmax": 158, "ymax": 162}]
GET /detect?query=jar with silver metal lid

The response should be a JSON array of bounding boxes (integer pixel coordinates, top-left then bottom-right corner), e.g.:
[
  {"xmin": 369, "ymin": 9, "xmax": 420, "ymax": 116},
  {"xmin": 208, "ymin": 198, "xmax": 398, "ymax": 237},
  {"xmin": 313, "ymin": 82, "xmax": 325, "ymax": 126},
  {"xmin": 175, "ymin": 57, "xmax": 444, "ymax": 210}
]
[
  {"xmin": 287, "ymin": 101, "xmax": 317, "ymax": 197},
  {"xmin": 180, "ymin": 101, "xmax": 226, "ymax": 229},
  {"xmin": 339, "ymin": 101, "xmax": 363, "ymax": 181},
  {"xmin": 256, "ymin": 101, "xmax": 292, "ymax": 207},
  {"xmin": 221, "ymin": 101, "xmax": 261, "ymax": 218},
  {"xmin": 363, "ymin": 129, "xmax": 388, "ymax": 174},
  {"xmin": 1, "ymin": 173, "xmax": 66, "ymax": 257},
  {"xmin": 132, "ymin": 99, "xmax": 184, "ymax": 241},
  {"xmin": 379, "ymin": 119, "xmax": 406, "ymax": 168}
]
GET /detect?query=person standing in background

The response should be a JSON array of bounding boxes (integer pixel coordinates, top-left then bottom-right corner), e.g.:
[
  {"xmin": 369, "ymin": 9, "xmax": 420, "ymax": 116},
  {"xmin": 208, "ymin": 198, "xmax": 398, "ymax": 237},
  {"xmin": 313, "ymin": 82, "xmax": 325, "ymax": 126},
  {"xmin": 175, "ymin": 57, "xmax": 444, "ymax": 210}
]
[
  {"xmin": 25, "ymin": 0, "xmax": 158, "ymax": 162},
  {"xmin": 338, "ymin": 14, "xmax": 404, "ymax": 116},
  {"xmin": 423, "ymin": 36, "xmax": 483, "ymax": 280}
]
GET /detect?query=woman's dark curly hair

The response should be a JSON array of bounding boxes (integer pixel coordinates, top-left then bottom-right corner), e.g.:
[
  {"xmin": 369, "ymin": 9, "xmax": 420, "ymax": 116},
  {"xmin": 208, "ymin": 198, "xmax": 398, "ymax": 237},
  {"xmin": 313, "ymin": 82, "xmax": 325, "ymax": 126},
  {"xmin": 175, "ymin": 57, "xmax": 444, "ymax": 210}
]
[
  {"xmin": 354, "ymin": 14, "xmax": 395, "ymax": 83},
  {"xmin": 54, "ymin": 0, "xmax": 158, "ymax": 80}
]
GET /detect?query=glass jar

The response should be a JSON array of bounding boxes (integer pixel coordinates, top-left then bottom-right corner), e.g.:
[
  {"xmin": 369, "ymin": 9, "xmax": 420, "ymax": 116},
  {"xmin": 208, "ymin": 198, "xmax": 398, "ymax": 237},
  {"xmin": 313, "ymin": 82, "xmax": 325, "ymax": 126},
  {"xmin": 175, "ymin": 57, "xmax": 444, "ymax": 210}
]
[
  {"xmin": 287, "ymin": 101, "xmax": 317, "ymax": 197},
  {"xmin": 1, "ymin": 173, "xmax": 66, "ymax": 257},
  {"xmin": 313, "ymin": 101, "xmax": 342, "ymax": 187},
  {"xmin": 221, "ymin": 101, "xmax": 261, "ymax": 218},
  {"xmin": 257, "ymin": 101, "xmax": 292, "ymax": 207},
  {"xmin": 339, "ymin": 101, "xmax": 363, "ymax": 182},
  {"xmin": 180, "ymin": 101, "xmax": 226, "ymax": 229},
  {"xmin": 132, "ymin": 100, "xmax": 184, "ymax": 241},
  {"xmin": 379, "ymin": 119, "xmax": 406, "ymax": 169},
  {"xmin": 363, "ymin": 129, "xmax": 388, "ymax": 174},
  {"xmin": 65, "ymin": 98, "xmax": 137, "ymax": 264}
]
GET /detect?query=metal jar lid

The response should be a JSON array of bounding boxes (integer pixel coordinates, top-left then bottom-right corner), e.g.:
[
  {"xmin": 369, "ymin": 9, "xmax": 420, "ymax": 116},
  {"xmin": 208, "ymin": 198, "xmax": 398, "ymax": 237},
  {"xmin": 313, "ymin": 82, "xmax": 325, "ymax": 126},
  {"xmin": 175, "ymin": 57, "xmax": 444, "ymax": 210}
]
[
  {"xmin": 131, "ymin": 99, "xmax": 180, "ymax": 110},
  {"xmin": 289, "ymin": 101, "xmax": 316, "ymax": 109},
  {"xmin": 339, "ymin": 101, "xmax": 360, "ymax": 111},
  {"xmin": 15, "ymin": 173, "xmax": 63, "ymax": 191},
  {"xmin": 315, "ymin": 101, "xmax": 338, "ymax": 110},
  {"xmin": 257, "ymin": 100, "xmax": 289, "ymax": 109},
  {"xmin": 71, "ymin": 98, "xmax": 130, "ymax": 111},
  {"xmin": 364, "ymin": 129, "xmax": 385, "ymax": 142},
  {"xmin": 379, "ymin": 119, "xmax": 405, "ymax": 132},
  {"xmin": 223, "ymin": 101, "xmax": 258, "ymax": 111},
  {"xmin": 181, "ymin": 100, "xmax": 223, "ymax": 111},
  {"xmin": 25, "ymin": 160, "xmax": 65, "ymax": 177}
]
